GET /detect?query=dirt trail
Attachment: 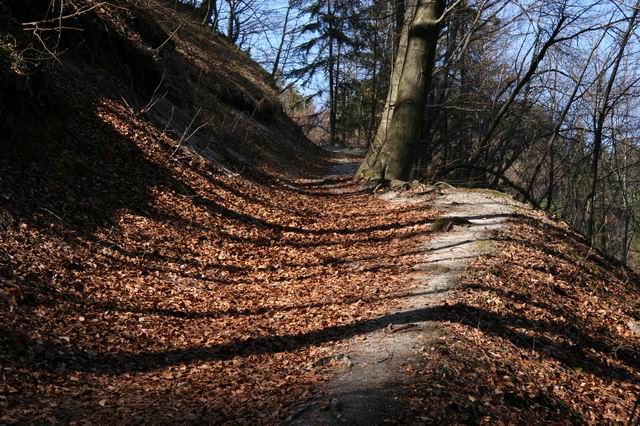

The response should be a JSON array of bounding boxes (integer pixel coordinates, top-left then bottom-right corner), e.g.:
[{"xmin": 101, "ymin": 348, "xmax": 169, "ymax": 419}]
[{"xmin": 291, "ymin": 162, "xmax": 520, "ymax": 424}]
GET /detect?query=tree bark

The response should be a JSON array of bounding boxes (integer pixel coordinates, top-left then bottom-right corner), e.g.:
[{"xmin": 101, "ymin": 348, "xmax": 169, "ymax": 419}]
[
  {"xmin": 369, "ymin": 33, "xmax": 378, "ymax": 143},
  {"xmin": 544, "ymin": 143, "xmax": 554, "ymax": 211},
  {"xmin": 271, "ymin": 0, "xmax": 293, "ymax": 78},
  {"xmin": 327, "ymin": 0, "xmax": 337, "ymax": 145},
  {"xmin": 199, "ymin": 0, "xmax": 216, "ymax": 26},
  {"xmin": 358, "ymin": 0, "xmax": 445, "ymax": 180},
  {"xmin": 333, "ymin": 39, "xmax": 342, "ymax": 145},
  {"xmin": 356, "ymin": 0, "xmax": 418, "ymax": 178},
  {"xmin": 586, "ymin": 1, "xmax": 639, "ymax": 241}
]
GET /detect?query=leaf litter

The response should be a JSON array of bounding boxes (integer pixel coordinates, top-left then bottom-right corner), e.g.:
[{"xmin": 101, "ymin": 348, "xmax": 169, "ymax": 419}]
[
  {"xmin": 408, "ymin": 209, "xmax": 640, "ymax": 424},
  {"xmin": 0, "ymin": 97, "xmax": 438, "ymax": 423}
]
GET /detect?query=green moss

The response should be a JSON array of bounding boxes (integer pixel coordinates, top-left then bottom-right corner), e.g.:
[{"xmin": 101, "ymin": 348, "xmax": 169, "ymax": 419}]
[
  {"xmin": 433, "ymin": 181, "xmax": 455, "ymax": 190},
  {"xmin": 171, "ymin": 180, "xmax": 193, "ymax": 196},
  {"xmin": 476, "ymin": 239, "xmax": 493, "ymax": 250},
  {"xmin": 466, "ymin": 187, "xmax": 512, "ymax": 200},
  {"xmin": 588, "ymin": 282, "xmax": 607, "ymax": 296},
  {"xmin": 570, "ymin": 411, "xmax": 585, "ymax": 424}
]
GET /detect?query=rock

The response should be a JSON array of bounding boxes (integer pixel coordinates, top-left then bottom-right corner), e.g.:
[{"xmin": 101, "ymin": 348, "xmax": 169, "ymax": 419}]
[
  {"xmin": 313, "ymin": 354, "xmax": 353, "ymax": 368},
  {"xmin": 389, "ymin": 179, "xmax": 408, "ymax": 189},
  {"xmin": 431, "ymin": 217, "xmax": 473, "ymax": 232}
]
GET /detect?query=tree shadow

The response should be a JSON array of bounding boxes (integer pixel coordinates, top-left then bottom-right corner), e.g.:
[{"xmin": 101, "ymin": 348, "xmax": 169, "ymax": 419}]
[
  {"xmin": 4, "ymin": 302, "xmax": 637, "ymax": 384},
  {"xmin": 0, "ymin": 86, "xmax": 189, "ymax": 237},
  {"xmin": 23, "ymin": 283, "xmax": 445, "ymax": 322},
  {"xmin": 500, "ymin": 216, "xmax": 640, "ymax": 287}
]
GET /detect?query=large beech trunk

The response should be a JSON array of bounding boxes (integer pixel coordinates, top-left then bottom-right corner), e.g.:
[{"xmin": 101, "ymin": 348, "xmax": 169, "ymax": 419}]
[
  {"xmin": 357, "ymin": 0, "xmax": 417, "ymax": 178},
  {"xmin": 358, "ymin": 0, "xmax": 445, "ymax": 181}
]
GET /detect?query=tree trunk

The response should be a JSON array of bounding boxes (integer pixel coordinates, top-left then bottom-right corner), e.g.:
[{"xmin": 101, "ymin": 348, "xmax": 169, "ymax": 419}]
[
  {"xmin": 227, "ymin": 1, "xmax": 235, "ymax": 39},
  {"xmin": 356, "ymin": 0, "xmax": 418, "ymax": 177},
  {"xmin": 358, "ymin": 0, "xmax": 444, "ymax": 180},
  {"xmin": 333, "ymin": 39, "xmax": 342, "ymax": 146},
  {"xmin": 369, "ymin": 34, "xmax": 378, "ymax": 143},
  {"xmin": 327, "ymin": 0, "xmax": 337, "ymax": 145},
  {"xmin": 416, "ymin": 0, "xmax": 460, "ymax": 172},
  {"xmin": 271, "ymin": 0, "xmax": 293, "ymax": 78},
  {"xmin": 545, "ymin": 143, "xmax": 554, "ymax": 211},
  {"xmin": 587, "ymin": 1, "xmax": 639, "ymax": 240},
  {"xmin": 622, "ymin": 140, "xmax": 630, "ymax": 263},
  {"xmin": 199, "ymin": 0, "xmax": 216, "ymax": 26}
]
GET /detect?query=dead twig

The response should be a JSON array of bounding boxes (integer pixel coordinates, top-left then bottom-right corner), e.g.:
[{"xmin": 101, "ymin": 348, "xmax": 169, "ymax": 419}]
[
  {"xmin": 154, "ymin": 22, "xmax": 183, "ymax": 53},
  {"xmin": 22, "ymin": 2, "xmax": 109, "ymax": 28}
]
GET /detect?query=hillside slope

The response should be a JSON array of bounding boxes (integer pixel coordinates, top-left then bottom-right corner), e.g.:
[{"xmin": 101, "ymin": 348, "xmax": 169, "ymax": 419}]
[
  {"xmin": 1, "ymin": 0, "xmax": 324, "ymax": 176},
  {"xmin": 1, "ymin": 1, "xmax": 639, "ymax": 424},
  {"xmin": 0, "ymin": 2, "xmax": 439, "ymax": 422}
]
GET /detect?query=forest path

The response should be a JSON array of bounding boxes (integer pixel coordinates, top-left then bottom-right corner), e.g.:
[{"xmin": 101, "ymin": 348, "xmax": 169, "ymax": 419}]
[{"xmin": 291, "ymin": 153, "xmax": 519, "ymax": 424}]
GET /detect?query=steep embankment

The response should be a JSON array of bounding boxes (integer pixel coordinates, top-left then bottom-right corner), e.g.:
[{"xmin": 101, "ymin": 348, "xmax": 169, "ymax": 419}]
[{"xmin": 0, "ymin": 0, "xmax": 323, "ymax": 176}]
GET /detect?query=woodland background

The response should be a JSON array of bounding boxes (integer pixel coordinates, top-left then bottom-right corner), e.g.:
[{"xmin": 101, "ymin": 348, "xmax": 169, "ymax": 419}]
[
  {"xmin": 2, "ymin": 0, "xmax": 640, "ymax": 423},
  {"xmin": 174, "ymin": 0, "xmax": 640, "ymax": 266}
]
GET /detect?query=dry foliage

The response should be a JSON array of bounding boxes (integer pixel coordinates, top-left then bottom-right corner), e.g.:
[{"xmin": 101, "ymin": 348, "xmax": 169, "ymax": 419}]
[
  {"xmin": 0, "ymin": 93, "xmax": 437, "ymax": 422},
  {"xmin": 409, "ymin": 211, "xmax": 640, "ymax": 424},
  {"xmin": 2, "ymin": 0, "xmax": 640, "ymax": 424},
  {"xmin": 1, "ymin": 1, "xmax": 436, "ymax": 421}
]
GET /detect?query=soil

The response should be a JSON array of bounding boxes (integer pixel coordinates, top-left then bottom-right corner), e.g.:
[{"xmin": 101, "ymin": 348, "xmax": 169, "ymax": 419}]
[{"xmin": 290, "ymin": 156, "xmax": 520, "ymax": 424}]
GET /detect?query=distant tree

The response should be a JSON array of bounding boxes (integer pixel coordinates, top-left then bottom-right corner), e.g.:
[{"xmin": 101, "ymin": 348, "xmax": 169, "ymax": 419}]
[
  {"xmin": 289, "ymin": 0, "xmax": 364, "ymax": 145},
  {"xmin": 585, "ymin": 0, "xmax": 640, "ymax": 242},
  {"xmin": 198, "ymin": 0, "xmax": 218, "ymax": 27}
]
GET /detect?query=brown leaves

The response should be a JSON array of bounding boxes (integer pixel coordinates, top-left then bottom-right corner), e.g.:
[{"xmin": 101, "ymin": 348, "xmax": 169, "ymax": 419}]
[
  {"xmin": 409, "ymin": 213, "xmax": 640, "ymax": 423},
  {"xmin": 0, "ymin": 89, "xmax": 437, "ymax": 422}
]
